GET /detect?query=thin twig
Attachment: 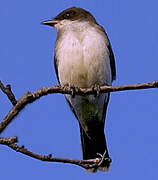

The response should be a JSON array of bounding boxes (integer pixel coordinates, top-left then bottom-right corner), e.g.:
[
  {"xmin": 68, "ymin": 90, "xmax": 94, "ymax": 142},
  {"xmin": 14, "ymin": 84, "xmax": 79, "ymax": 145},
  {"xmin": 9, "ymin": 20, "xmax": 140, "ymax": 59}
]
[
  {"xmin": 1, "ymin": 142, "xmax": 101, "ymax": 169},
  {"xmin": 97, "ymin": 150, "xmax": 108, "ymax": 166},
  {"xmin": 0, "ymin": 80, "xmax": 17, "ymax": 105},
  {"xmin": 0, "ymin": 136, "xmax": 18, "ymax": 144}
]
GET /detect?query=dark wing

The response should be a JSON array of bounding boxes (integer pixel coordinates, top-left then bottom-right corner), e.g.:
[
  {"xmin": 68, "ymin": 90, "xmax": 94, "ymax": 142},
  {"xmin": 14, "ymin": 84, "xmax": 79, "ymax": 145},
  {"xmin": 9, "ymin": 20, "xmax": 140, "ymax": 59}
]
[
  {"xmin": 54, "ymin": 54, "xmax": 60, "ymax": 84},
  {"xmin": 107, "ymin": 42, "xmax": 116, "ymax": 81},
  {"xmin": 104, "ymin": 29, "xmax": 116, "ymax": 81},
  {"xmin": 97, "ymin": 25, "xmax": 116, "ymax": 81}
]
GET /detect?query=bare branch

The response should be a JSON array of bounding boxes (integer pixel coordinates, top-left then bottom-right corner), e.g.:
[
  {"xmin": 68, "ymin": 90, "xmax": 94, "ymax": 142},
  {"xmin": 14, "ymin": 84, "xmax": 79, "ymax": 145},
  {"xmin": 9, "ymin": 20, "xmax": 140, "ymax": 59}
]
[
  {"xmin": 0, "ymin": 80, "xmax": 17, "ymax": 105},
  {"xmin": 0, "ymin": 79, "xmax": 158, "ymax": 171},
  {"xmin": 0, "ymin": 141, "xmax": 104, "ymax": 170},
  {"xmin": 0, "ymin": 136, "xmax": 18, "ymax": 144},
  {"xmin": 0, "ymin": 80, "xmax": 158, "ymax": 134}
]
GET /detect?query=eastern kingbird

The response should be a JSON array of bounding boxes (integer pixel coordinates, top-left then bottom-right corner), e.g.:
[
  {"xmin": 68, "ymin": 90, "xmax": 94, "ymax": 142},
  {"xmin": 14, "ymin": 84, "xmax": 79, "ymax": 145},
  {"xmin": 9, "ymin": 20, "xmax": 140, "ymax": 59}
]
[{"xmin": 42, "ymin": 7, "xmax": 116, "ymax": 172}]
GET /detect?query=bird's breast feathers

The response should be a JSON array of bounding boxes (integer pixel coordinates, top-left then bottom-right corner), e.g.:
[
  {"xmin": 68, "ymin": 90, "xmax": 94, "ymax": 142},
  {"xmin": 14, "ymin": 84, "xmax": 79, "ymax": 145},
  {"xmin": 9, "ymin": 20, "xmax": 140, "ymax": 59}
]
[{"xmin": 55, "ymin": 25, "xmax": 112, "ymax": 88}]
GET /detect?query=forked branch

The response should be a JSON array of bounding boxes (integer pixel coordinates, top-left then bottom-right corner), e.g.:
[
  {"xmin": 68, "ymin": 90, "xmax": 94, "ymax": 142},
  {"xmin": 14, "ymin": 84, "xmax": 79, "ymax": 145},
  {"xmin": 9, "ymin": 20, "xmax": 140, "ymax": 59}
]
[{"xmin": 0, "ymin": 79, "xmax": 158, "ymax": 170}]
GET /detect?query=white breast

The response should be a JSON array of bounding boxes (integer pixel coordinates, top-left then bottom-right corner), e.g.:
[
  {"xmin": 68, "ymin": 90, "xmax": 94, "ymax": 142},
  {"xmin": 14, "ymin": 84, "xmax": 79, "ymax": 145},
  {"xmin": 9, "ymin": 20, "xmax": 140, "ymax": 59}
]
[{"xmin": 55, "ymin": 22, "xmax": 112, "ymax": 88}]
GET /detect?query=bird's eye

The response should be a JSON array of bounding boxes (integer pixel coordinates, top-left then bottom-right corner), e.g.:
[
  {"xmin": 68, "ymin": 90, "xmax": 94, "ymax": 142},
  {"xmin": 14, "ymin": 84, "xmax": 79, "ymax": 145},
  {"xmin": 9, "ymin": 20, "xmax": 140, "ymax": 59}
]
[
  {"xmin": 63, "ymin": 11, "xmax": 76, "ymax": 19},
  {"xmin": 64, "ymin": 13, "xmax": 70, "ymax": 19}
]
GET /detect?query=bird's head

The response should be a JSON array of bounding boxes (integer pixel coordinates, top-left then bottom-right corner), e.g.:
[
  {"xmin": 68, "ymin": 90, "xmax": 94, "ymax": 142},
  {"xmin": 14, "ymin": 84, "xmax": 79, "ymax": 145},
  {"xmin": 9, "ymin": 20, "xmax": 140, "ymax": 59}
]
[{"xmin": 42, "ymin": 7, "xmax": 97, "ymax": 31}]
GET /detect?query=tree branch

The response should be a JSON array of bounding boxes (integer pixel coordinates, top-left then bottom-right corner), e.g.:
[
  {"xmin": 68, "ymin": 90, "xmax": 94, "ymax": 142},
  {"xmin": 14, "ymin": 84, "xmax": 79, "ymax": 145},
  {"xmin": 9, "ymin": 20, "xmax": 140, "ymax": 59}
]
[
  {"xmin": 0, "ymin": 136, "xmax": 18, "ymax": 144},
  {"xmin": 1, "ymin": 141, "xmax": 104, "ymax": 170},
  {"xmin": 0, "ymin": 80, "xmax": 17, "ymax": 106},
  {"xmin": 0, "ymin": 79, "xmax": 158, "ymax": 171},
  {"xmin": 0, "ymin": 80, "xmax": 158, "ymax": 134}
]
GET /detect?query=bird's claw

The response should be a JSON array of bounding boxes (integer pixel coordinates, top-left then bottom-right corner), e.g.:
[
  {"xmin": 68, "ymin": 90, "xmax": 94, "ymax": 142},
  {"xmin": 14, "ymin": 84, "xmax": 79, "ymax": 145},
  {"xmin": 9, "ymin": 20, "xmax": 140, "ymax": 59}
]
[
  {"xmin": 92, "ymin": 84, "xmax": 101, "ymax": 97},
  {"xmin": 70, "ymin": 86, "xmax": 75, "ymax": 98},
  {"xmin": 64, "ymin": 84, "xmax": 77, "ymax": 98}
]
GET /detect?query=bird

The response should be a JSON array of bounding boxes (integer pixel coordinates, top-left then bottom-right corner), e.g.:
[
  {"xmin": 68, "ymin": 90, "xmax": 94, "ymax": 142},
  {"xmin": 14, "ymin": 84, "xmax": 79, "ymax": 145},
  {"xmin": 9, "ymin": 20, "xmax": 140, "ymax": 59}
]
[{"xmin": 42, "ymin": 7, "xmax": 116, "ymax": 172}]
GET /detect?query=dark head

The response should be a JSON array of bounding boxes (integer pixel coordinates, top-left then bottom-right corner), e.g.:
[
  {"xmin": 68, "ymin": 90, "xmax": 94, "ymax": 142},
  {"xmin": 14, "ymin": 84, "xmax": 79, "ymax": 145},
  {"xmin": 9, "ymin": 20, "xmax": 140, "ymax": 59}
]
[{"xmin": 42, "ymin": 7, "xmax": 97, "ymax": 30}]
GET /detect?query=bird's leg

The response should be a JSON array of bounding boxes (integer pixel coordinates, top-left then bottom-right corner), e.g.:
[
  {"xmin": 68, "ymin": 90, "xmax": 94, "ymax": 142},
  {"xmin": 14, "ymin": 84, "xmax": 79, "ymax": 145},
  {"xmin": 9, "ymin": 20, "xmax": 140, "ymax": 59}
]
[
  {"xmin": 92, "ymin": 84, "xmax": 101, "ymax": 97},
  {"xmin": 70, "ymin": 85, "xmax": 75, "ymax": 98},
  {"xmin": 64, "ymin": 83, "xmax": 77, "ymax": 98}
]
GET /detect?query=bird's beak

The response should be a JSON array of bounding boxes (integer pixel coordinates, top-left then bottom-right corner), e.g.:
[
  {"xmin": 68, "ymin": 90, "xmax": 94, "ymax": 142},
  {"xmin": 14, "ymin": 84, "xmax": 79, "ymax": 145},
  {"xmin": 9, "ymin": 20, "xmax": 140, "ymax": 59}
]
[{"xmin": 41, "ymin": 19, "xmax": 58, "ymax": 26}]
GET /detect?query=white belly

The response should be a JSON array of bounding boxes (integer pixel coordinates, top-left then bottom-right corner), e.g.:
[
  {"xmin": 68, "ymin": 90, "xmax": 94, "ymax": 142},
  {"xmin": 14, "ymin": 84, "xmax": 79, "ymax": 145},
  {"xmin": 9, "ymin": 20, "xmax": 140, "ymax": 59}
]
[{"xmin": 55, "ymin": 27, "xmax": 112, "ymax": 88}]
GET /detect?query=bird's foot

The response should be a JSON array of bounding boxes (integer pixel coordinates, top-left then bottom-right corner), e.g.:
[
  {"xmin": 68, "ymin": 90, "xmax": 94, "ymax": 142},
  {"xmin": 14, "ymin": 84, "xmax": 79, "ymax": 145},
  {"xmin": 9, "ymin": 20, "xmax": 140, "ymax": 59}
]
[
  {"xmin": 92, "ymin": 84, "xmax": 101, "ymax": 97},
  {"xmin": 64, "ymin": 83, "xmax": 78, "ymax": 98}
]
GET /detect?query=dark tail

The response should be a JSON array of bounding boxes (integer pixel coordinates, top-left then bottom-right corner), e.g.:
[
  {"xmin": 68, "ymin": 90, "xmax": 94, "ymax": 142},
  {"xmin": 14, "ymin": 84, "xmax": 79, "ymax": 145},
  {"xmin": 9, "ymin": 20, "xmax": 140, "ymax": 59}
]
[{"xmin": 79, "ymin": 124, "xmax": 111, "ymax": 171}]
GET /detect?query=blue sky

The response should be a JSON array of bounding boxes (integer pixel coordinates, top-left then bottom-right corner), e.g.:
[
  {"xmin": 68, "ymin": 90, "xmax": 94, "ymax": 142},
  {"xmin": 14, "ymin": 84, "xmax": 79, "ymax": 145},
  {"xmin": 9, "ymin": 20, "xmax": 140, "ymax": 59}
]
[{"xmin": 0, "ymin": 0, "xmax": 158, "ymax": 179}]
